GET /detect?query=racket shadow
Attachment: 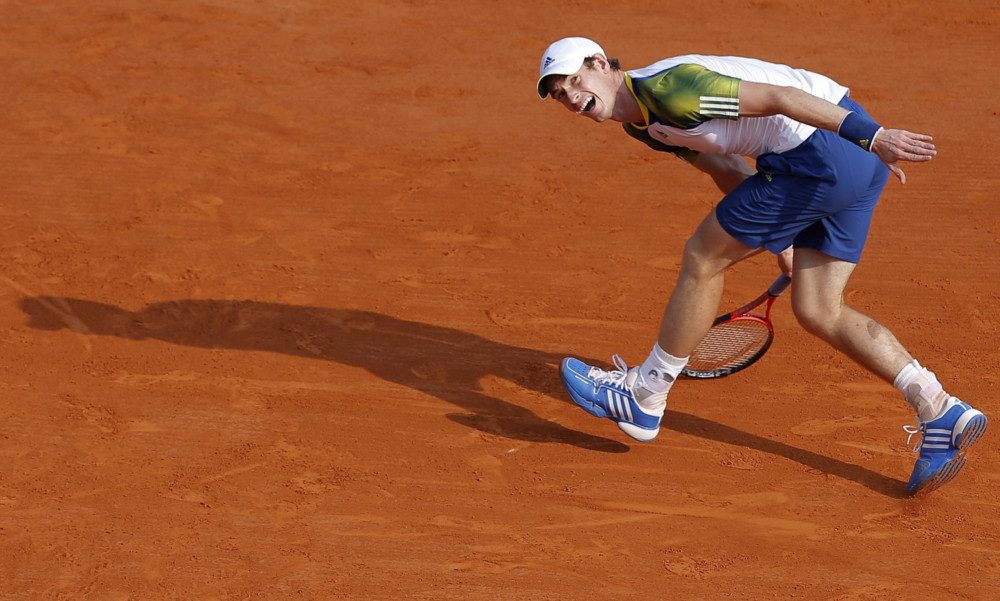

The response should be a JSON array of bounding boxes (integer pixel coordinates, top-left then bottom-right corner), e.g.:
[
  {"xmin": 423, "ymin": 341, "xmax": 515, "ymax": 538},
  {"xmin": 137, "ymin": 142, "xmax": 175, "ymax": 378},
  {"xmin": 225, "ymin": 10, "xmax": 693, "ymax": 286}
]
[{"xmin": 662, "ymin": 409, "xmax": 908, "ymax": 498}]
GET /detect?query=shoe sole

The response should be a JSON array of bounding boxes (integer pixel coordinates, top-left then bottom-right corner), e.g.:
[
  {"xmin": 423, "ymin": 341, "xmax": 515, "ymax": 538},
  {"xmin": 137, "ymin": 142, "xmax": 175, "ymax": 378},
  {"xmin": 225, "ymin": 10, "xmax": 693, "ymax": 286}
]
[
  {"xmin": 559, "ymin": 362, "xmax": 660, "ymax": 443},
  {"xmin": 617, "ymin": 421, "xmax": 659, "ymax": 443},
  {"xmin": 912, "ymin": 413, "xmax": 988, "ymax": 496}
]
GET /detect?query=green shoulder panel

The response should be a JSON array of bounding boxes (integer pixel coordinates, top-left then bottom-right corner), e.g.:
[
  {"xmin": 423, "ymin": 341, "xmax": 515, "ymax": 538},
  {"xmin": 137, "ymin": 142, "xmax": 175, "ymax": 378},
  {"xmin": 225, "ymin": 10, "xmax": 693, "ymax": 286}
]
[{"xmin": 633, "ymin": 64, "xmax": 741, "ymax": 129}]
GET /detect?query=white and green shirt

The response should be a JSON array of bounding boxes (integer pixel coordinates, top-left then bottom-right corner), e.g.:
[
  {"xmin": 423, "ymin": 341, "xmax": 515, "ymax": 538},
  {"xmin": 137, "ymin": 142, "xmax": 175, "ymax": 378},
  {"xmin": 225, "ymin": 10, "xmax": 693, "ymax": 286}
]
[{"xmin": 623, "ymin": 55, "xmax": 849, "ymax": 162}]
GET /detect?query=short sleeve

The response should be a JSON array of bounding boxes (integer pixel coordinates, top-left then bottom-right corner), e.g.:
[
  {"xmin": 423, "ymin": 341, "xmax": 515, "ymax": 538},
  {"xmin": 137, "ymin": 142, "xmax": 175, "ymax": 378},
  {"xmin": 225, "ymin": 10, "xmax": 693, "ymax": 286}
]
[{"xmin": 633, "ymin": 64, "xmax": 741, "ymax": 129}]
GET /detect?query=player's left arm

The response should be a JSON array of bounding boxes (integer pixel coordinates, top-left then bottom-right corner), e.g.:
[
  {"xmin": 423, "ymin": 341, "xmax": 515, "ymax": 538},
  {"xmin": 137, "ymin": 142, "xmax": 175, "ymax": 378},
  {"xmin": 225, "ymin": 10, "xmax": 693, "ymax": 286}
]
[{"xmin": 738, "ymin": 81, "xmax": 936, "ymax": 184}]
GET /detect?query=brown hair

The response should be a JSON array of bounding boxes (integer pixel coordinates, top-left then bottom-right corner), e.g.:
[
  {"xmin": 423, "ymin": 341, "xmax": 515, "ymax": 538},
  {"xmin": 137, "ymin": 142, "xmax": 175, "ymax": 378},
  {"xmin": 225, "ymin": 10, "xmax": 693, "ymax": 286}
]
[{"xmin": 583, "ymin": 56, "xmax": 621, "ymax": 71}]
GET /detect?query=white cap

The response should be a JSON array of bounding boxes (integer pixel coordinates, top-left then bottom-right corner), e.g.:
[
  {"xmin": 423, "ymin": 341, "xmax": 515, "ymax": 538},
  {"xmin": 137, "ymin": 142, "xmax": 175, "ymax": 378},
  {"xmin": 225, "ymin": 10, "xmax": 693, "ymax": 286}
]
[{"xmin": 536, "ymin": 37, "xmax": 606, "ymax": 99}]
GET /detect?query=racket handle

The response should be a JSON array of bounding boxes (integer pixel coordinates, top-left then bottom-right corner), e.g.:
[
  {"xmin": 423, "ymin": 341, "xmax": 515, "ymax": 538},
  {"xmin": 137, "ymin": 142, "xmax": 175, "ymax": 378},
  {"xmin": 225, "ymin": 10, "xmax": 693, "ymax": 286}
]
[{"xmin": 768, "ymin": 273, "xmax": 792, "ymax": 297}]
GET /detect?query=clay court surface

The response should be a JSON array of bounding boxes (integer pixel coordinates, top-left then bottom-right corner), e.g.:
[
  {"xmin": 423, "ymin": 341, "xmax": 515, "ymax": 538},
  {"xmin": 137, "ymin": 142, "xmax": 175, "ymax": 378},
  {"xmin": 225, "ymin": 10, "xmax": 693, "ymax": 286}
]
[{"xmin": 2, "ymin": 1, "xmax": 1000, "ymax": 599}]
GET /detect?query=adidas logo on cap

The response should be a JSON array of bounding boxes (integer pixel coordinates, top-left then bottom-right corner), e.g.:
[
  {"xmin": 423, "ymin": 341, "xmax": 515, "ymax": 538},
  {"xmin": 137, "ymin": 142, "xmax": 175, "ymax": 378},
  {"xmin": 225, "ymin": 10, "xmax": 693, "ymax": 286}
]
[{"xmin": 543, "ymin": 56, "xmax": 555, "ymax": 68}]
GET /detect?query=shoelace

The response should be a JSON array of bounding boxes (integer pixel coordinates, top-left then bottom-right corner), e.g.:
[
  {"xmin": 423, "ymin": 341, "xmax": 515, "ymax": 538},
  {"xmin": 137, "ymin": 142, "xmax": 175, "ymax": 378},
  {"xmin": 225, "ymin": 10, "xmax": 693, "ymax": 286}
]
[
  {"xmin": 586, "ymin": 354, "xmax": 630, "ymax": 389},
  {"xmin": 903, "ymin": 423, "xmax": 924, "ymax": 452}
]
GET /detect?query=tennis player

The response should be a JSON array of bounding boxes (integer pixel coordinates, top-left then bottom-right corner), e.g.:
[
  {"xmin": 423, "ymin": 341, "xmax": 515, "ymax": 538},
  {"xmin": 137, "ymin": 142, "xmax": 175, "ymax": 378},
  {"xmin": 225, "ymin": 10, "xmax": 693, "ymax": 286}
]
[{"xmin": 537, "ymin": 37, "xmax": 986, "ymax": 495}]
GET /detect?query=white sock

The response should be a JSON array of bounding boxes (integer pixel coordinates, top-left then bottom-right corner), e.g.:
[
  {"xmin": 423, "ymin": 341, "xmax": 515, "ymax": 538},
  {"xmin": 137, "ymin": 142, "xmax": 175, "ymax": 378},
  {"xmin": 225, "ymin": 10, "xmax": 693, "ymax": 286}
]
[
  {"xmin": 638, "ymin": 343, "xmax": 689, "ymax": 401},
  {"xmin": 893, "ymin": 359, "xmax": 952, "ymax": 422}
]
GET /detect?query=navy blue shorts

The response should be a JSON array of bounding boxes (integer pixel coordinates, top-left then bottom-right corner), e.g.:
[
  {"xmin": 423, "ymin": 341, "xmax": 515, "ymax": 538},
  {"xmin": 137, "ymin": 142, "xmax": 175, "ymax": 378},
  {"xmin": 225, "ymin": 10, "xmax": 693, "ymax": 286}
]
[{"xmin": 716, "ymin": 96, "xmax": 890, "ymax": 263}]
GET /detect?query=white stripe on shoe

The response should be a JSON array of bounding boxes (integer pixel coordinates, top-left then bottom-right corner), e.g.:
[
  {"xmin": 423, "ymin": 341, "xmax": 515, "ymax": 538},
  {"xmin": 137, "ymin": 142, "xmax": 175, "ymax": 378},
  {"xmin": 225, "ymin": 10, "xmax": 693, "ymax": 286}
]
[
  {"xmin": 621, "ymin": 396, "xmax": 634, "ymax": 422},
  {"xmin": 605, "ymin": 390, "xmax": 620, "ymax": 419},
  {"xmin": 922, "ymin": 429, "xmax": 952, "ymax": 450},
  {"xmin": 604, "ymin": 390, "xmax": 636, "ymax": 423},
  {"xmin": 614, "ymin": 392, "xmax": 627, "ymax": 420}
]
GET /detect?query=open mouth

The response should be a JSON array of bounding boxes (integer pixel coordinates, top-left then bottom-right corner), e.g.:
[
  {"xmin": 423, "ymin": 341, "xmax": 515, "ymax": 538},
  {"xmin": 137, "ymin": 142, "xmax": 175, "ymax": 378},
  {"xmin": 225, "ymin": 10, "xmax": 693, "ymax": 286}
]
[{"xmin": 582, "ymin": 96, "xmax": 596, "ymax": 113}]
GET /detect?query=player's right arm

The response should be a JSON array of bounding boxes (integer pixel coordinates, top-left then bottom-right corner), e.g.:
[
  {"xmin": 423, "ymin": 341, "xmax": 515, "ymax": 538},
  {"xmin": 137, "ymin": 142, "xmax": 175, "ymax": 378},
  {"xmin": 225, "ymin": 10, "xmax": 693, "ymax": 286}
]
[{"xmin": 738, "ymin": 81, "xmax": 936, "ymax": 183}]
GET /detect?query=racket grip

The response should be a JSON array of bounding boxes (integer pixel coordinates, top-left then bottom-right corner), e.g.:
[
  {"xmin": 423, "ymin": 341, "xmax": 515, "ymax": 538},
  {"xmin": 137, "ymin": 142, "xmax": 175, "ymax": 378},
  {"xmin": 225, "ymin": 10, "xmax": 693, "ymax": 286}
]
[{"xmin": 768, "ymin": 273, "xmax": 792, "ymax": 297}]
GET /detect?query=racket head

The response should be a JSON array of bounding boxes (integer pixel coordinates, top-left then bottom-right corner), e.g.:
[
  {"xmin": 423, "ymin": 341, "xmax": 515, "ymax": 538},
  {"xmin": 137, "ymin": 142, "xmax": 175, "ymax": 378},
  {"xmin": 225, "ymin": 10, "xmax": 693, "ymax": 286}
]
[{"xmin": 682, "ymin": 314, "xmax": 775, "ymax": 379}]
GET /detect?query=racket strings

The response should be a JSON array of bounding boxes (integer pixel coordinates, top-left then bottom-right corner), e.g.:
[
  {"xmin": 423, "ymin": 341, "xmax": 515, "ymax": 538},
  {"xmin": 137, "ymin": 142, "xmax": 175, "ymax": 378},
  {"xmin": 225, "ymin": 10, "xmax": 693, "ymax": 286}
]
[{"xmin": 686, "ymin": 317, "xmax": 771, "ymax": 371}]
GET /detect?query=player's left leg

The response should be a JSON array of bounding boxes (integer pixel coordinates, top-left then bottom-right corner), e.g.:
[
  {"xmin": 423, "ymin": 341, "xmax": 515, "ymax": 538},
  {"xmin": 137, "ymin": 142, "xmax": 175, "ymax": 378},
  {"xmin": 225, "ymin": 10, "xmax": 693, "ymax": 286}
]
[
  {"xmin": 791, "ymin": 248, "xmax": 988, "ymax": 495},
  {"xmin": 788, "ymin": 249, "xmax": 910, "ymax": 381}
]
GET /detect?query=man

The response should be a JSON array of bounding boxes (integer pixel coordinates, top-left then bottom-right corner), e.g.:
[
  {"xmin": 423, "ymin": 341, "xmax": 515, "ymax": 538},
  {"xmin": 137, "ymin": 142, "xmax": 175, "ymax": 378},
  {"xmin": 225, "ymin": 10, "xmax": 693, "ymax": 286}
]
[{"xmin": 536, "ymin": 36, "xmax": 987, "ymax": 495}]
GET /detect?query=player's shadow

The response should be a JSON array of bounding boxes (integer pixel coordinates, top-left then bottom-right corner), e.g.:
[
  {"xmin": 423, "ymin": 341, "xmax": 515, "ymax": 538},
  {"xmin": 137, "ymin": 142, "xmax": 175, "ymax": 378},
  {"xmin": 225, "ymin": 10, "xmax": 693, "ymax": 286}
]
[
  {"xmin": 19, "ymin": 296, "xmax": 627, "ymax": 453},
  {"xmin": 19, "ymin": 296, "xmax": 907, "ymax": 495},
  {"xmin": 663, "ymin": 410, "xmax": 907, "ymax": 498}
]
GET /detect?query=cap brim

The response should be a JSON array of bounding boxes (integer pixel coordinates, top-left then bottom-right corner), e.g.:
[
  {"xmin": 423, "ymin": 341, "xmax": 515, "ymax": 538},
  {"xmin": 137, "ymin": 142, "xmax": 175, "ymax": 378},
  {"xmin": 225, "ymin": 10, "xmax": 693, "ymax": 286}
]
[
  {"xmin": 536, "ymin": 77, "xmax": 550, "ymax": 99},
  {"xmin": 536, "ymin": 58, "xmax": 586, "ymax": 99}
]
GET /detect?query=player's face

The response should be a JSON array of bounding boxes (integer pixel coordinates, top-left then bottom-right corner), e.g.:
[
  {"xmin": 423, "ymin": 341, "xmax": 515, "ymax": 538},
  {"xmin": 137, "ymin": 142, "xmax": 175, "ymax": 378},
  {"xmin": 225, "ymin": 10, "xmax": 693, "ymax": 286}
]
[{"xmin": 546, "ymin": 61, "xmax": 616, "ymax": 122}]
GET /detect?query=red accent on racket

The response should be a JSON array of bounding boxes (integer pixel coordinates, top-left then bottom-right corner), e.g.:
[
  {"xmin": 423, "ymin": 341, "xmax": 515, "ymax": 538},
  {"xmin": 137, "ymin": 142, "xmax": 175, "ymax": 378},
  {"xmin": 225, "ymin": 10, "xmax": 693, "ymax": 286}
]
[{"xmin": 682, "ymin": 273, "xmax": 792, "ymax": 379}]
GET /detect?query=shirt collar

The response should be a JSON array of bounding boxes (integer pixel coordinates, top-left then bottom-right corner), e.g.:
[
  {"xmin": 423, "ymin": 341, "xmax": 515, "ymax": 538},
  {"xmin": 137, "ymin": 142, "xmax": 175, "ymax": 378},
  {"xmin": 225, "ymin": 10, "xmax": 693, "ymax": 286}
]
[{"xmin": 623, "ymin": 73, "xmax": 650, "ymax": 128}]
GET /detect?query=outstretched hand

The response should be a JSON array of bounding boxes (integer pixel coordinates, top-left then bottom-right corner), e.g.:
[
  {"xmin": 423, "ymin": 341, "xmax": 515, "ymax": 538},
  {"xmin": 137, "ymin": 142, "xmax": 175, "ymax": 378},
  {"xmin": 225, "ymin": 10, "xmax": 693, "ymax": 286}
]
[{"xmin": 871, "ymin": 129, "xmax": 936, "ymax": 184}]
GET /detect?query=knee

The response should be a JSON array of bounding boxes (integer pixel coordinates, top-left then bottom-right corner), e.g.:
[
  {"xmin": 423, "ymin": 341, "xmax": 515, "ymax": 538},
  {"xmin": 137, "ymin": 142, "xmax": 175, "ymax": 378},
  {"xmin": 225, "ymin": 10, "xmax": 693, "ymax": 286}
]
[
  {"xmin": 791, "ymin": 295, "xmax": 838, "ymax": 338},
  {"xmin": 679, "ymin": 235, "xmax": 724, "ymax": 280}
]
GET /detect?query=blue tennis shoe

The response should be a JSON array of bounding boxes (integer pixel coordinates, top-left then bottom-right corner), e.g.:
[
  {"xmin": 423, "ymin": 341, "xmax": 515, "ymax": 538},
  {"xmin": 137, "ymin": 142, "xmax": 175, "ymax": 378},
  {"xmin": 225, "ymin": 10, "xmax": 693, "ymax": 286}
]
[
  {"xmin": 560, "ymin": 355, "xmax": 666, "ymax": 442},
  {"xmin": 905, "ymin": 398, "xmax": 987, "ymax": 496}
]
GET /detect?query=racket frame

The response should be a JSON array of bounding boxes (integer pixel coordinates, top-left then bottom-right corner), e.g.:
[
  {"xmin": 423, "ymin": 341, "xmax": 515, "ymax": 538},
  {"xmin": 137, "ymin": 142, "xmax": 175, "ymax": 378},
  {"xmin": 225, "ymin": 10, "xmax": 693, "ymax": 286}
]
[{"xmin": 681, "ymin": 274, "xmax": 792, "ymax": 379}]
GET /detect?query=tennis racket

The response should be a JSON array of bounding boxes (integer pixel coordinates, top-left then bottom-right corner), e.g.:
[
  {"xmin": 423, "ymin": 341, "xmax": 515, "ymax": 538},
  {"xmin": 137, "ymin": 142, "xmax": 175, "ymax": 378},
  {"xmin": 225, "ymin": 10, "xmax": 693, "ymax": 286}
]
[{"xmin": 682, "ymin": 273, "xmax": 792, "ymax": 379}]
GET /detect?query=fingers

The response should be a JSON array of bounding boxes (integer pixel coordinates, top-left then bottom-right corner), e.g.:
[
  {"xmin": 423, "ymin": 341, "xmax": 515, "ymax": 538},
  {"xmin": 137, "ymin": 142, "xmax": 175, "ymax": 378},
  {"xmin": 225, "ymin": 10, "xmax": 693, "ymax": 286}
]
[
  {"xmin": 885, "ymin": 129, "xmax": 937, "ymax": 160},
  {"xmin": 899, "ymin": 132, "xmax": 936, "ymax": 159},
  {"xmin": 899, "ymin": 149, "xmax": 935, "ymax": 162},
  {"xmin": 903, "ymin": 131, "xmax": 934, "ymax": 143},
  {"xmin": 873, "ymin": 129, "xmax": 936, "ymax": 177},
  {"xmin": 888, "ymin": 162, "xmax": 906, "ymax": 185}
]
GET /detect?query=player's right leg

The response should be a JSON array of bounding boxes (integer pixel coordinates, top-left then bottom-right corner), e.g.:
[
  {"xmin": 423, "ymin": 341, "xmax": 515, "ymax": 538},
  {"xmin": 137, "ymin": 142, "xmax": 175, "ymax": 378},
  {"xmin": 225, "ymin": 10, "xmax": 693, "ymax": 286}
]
[
  {"xmin": 560, "ymin": 355, "xmax": 666, "ymax": 442},
  {"xmin": 656, "ymin": 208, "xmax": 760, "ymax": 357},
  {"xmin": 560, "ymin": 209, "xmax": 757, "ymax": 442}
]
